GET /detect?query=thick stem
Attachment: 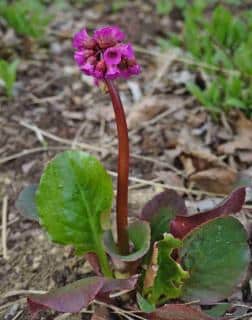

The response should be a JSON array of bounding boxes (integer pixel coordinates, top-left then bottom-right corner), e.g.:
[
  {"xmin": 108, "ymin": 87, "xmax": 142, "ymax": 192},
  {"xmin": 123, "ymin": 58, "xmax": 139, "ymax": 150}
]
[{"xmin": 105, "ymin": 79, "xmax": 129, "ymax": 255}]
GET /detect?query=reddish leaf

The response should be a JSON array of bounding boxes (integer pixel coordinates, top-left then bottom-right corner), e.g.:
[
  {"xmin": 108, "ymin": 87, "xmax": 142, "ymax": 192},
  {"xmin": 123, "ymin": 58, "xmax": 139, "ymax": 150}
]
[
  {"xmin": 170, "ymin": 187, "xmax": 246, "ymax": 239},
  {"xmin": 141, "ymin": 191, "xmax": 187, "ymax": 242},
  {"xmin": 101, "ymin": 275, "xmax": 138, "ymax": 294},
  {"xmin": 146, "ymin": 304, "xmax": 213, "ymax": 320},
  {"xmin": 28, "ymin": 277, "xmax": 105, "ymax": 314},
  {"xmin": 141, "ymin": 190, "xmax": 187, "ymax": 221},
  {"xmin": 27, "ymin": 276, "xmax": 138, "ymax": 316}
]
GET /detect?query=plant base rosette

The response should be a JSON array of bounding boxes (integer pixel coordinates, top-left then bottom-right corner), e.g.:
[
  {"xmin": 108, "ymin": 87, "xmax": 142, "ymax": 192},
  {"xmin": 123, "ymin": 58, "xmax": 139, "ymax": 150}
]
[{"xmin": 17, "ymin": 151, "xmax": 250, "ymax": 319}]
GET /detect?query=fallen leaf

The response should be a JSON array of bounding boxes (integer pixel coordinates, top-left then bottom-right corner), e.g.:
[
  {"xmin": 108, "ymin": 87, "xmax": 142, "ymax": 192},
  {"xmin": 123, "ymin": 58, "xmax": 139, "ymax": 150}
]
[
  {"xmin": 238, "ymin": 151, "xmax": 252, "ymax": 163},
  {"xmin": 127, "ymin": 96, "xmax": 167, "ymax": 130},
  {"xmin": 189, "ymin": 167, "xmax": 237, "ymax": 194},
  {"xmin": 155, "ymin": 171, "xmax": 184, "ymax": 192},
  {"xmin": 91, "ymin": 306, "xmax": 109, "ymax": 320},
  {"xmin": 218, "ymin": 112, "xmax": 252, "ymax": 154}
]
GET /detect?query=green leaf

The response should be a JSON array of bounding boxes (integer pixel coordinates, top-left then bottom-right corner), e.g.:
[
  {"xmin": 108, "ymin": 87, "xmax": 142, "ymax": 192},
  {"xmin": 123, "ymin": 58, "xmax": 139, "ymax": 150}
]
[
  {"xmin": 186, "ymin": 82, "xmax": 209, "ymax": 106},
  {"xmin": 144, "ymin": 234, "xmax": 189, "ymax": 305},
  {"xmin": 0, "ymin": 59, "xmax": 19, "ymax": 97},
  {"xmin": 137, "ymin": 292, "xmax": 155, "ymax": 313},
  {"xmin": 204, "ymin": 303, "xmax": 230, "ymax": 317},
  {"xmin": 180, "ymin": 217, "xmax": 250, "ymax": 304},
  {"xmin": 103, "ymin": 220, "xmax": 151, "ymax": 262},
  {"xmin": 156, "ymin": 0, "xmax": 173, "ymax": 15},
  {"xmin": 16, "ymin": 184, "xmax": 39, "ymax": 221},
  {"xmin": 0, "ymin": 0, "xmax": 51, "ymax": 39},
  {"xmin": 36, "ymin": 151, "xmax": 113, "ymax": 276}
]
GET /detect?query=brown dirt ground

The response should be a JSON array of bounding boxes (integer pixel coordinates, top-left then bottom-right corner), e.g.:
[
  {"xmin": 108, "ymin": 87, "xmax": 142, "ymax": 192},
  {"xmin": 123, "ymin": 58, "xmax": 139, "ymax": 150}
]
[{"xmin": 0, "ymin": 1, "xmax": 251, "ymax": 319}]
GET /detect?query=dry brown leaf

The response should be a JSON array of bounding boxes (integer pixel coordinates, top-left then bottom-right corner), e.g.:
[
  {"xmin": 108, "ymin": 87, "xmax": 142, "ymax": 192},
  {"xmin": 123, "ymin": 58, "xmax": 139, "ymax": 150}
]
[
  {"xmin": 91, "ymin": 306, "xmax": 109, "ymax": 320},
  {"xmin": 127, "ymin": 96, "xmax": 167, "ymax": 130},
  {"xmin": 180, "ymin": 155, "xmax": 195, "ymax": 176},
  {"xmin": 218, "ymin": 113, "xmax": 252, "ymax": 154},
  {"xmin": 238, "ymin": 151, "xmax": 252, "ymax": 163},
  {"xmin": 189, "ymin": 167, "xmax": 237, "ymax": 194},
  {"xmin": 155, "ymin": 171, "xmax": 184, "ymax": 190}
]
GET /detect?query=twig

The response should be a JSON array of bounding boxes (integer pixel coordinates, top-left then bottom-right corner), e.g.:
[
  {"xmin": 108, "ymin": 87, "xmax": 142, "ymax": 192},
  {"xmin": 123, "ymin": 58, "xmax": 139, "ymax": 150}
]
[
  {"xmin": 108, "ymin": 170, "xmax": 226, "ymax": 197},
  {"xmin": 10, "ymin": 118, "xmax": 252, "ymax": 199},
  {"xmin": 2, "ymin": 145, "xmax": 251, "ymax": 200},
  {"xmin": 1, "ymin": 195, "xmax": 9, "ymax": 260},
  {"xmin": 72, "ymin": 121, "xmax": 87, "ymax": 149},
  {"xmin": 148, "ymin": 50, "xmax": 177, "ymax": 96},
  {"xmin": 12, "ymin": 310, "xmax": 24, "ymax": 320},
  {"xmin": 29, "ymin": 93, "xmax": 64, "ymax": 105},
  {"xmin": 0, "ymin": 299, "xmax": 26, "ymax": 312},
  {"xmin": 55, "ymin": 310, "xmax": 93, "ymax": 320},
  {"xmin": 0, "ymin": 217, "xmax": 19, "ymax": 230},
  {"xmin": 94, "ymin": 300, "xmax": 146, "ymax": 320},
  {"xmin": 3, "ymin": 289, "xmax": 46, "ymax": 299},
  {"xmin": 0, "ymin": 146, "xmax": 66, "ymax": 165},
  {"xmin": 232, "ymin": 312, "xmax": 252, "ymax": 320},
  {"xmin": 15, "ymin": 118, "xmax": 184, "ymax": 176}
]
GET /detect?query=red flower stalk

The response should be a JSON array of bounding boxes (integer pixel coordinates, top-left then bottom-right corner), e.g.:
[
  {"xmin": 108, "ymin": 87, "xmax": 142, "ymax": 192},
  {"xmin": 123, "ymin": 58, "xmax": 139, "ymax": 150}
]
[
  {"xmin": 105, "ymin": 79, "xmax": 129, "ymax": 254},
  {"xmin": 73, "ymin": 25, "xmax": 141, "ymax": 254}
]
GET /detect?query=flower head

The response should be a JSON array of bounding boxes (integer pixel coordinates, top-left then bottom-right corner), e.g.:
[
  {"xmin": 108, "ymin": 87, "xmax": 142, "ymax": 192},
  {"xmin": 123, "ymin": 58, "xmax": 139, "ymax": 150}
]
[{"xmin": 73, "ymin": 26, "xmax": 141, "ymax": 81}]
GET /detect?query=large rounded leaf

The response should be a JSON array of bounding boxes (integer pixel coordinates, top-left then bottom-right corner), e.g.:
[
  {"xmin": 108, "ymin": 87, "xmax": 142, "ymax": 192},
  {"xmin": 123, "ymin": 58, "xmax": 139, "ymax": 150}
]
[
  {"xmin": 36, "ymin": 151, "xmax": 113, "ymax": 254},
  {"xmin": 180, "ymin": 217, "xmax": 250, "ymax": 304}
]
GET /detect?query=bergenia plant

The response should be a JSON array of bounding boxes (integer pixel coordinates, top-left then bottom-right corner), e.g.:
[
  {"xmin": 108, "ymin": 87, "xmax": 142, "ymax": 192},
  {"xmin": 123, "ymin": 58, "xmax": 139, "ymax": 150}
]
[{"xmin": 16, "ymin": 26, "xmax": 250, "ymax": 320}]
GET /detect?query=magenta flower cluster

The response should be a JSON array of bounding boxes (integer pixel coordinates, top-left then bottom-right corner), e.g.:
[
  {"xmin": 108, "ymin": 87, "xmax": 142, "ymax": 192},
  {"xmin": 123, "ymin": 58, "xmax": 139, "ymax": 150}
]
[{"xmin": 73, "ymin": 26, "xmax": 141, "ymax": 81}]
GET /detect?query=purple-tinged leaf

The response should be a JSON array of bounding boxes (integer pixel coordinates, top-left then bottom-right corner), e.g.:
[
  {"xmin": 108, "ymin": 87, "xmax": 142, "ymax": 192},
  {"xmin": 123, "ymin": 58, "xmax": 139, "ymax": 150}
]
[
  {"xmin": 141, "ymin": 191, "xmax": 187, "ymax": 242},
  {"xmin": 28, "ymin": 277, "xmax": 104, "ymax": 314},
  {"xmin": 170, "ymin": 187, "xmax": 246, "ymax": 239},
  {"xmin": 104, "ymin": 220, "xmax": 150, "ymax": 262},
  {"xmin": 101, "ymin": 275, "xmax": 138, "ymax": 294},
  {"xmin": 16, "ymin": 184, "xmax": 39, "ymax": 221},
  {"xmin": 146, "ymin": 304, "xmax": 213, "ymax": 320},
  {"xmin": 141, "ymin": 190, "xmax": 187, "ymax": 220},
  {"xmin": 27, "ymin": 276, "xmax": 138, "ymax": 316}
]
